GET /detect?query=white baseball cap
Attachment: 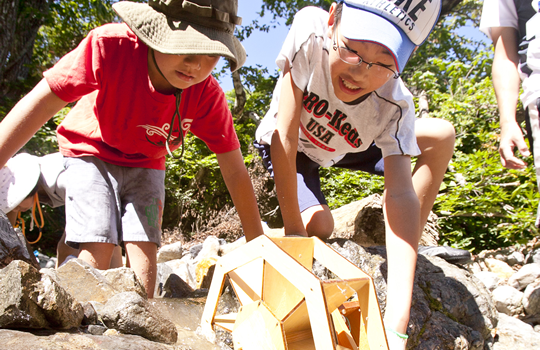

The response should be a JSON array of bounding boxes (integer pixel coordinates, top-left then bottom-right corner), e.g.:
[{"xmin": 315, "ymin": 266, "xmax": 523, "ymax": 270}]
[
  {"xmin": 340, "ymin": 0, "xmax": 441, "ymax": 72},
  {"xmin": 0, "ymin": 153, "xmax": 40, "ymax": 213}
]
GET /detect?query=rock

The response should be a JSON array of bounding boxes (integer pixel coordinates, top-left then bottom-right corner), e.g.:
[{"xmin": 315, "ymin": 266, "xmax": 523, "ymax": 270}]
[
  {"xmin": 412, "ymin": 311, "xmax": 484, "ymax": 350},
  {"xmin": 492, "ymin": 313, "xmax": 540, "ymax": 349},
  {"xmin": 523, "ymin": 280, "xmax": 540, "ymax": 316},
  {"xmin": 484, "ymin": 258, "xmax": 515, "ymax": 280},
  {"xmin": 30, "ymin": 272, "xmax": 84, "ymax": 329},
  {"xmin": 0, "ymin": 328, "xmax": 195, "ymax": 349},
  {"xmin": 164, "ymin": 256, "xmax": 197, "ymax": 290},
  {"xmin": 81, "ymin": 302, "xmax": 98, "ymax": 325},
  {"xmin": 492, "ymin": 286, "xmax": 524, "ymax": 316},
  {"xmin": 219, "ymin": 237, "xmax": 246, "ymax": 256},
  {"xmin": 526, "ymin": 247, "xmax": 540, "ymax": 265},
  {"xmin": 330, "ymin": 195, "xmax": 385, "ymax": 246},
  {"xmin": 189, "ymin": 244, "xmax": 203, "ymax": 259},
  {"xmin": 154, "ymin": 262, "xmax": 174, "ymax": 298},
  {"xmin": 56, "ymin": 259, "xmax": 118, "ymax": 303},
  {"xmin": 157, "ymin": 241, "xmax": 184, "ymax": 263},
  {"xmin": 507, "ymin": 251, "xmax": 525, "ymax": 266},
  {"xmin": 474, "ymin": 271, "xmax": 500, "ymax": 291},
  {"xmin": 101, "ymin": 267, "xmax": 147, "ymax": 299},
  {"xmin": 323, "ymin": 240, "xmax": 498, "ymax": 348},
  {"xmin": 99, "ymin": 291, "xmax": 178, "ymax": 344},
  {"xmin": 195, "ymin": 236, "xmax": 221, "ymax": 263},
  {"xmin": 507, "ymin": 263, "xmax": 540, "ymax": 291},
  {"xmin": 87, "ymin": 324, "xmax": 107, "ymax": 335},
  {"xmin": 0, "ymin": 260, "xmax": 48, "ymax": 328},
  {"xmin": 162, "ymin": 273, "xmax": 193, "ymax": 298},
  {"xmin": 0, "ymin": 211, "xmax": 39, "ymax": 269},
  {"xmin": 329, "ymin": 194, "xmax": 439, "ymax": 246}
]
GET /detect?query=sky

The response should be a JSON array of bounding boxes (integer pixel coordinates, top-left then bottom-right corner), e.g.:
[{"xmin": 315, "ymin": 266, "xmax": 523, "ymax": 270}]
[{"xmin": 216, "ymin": 0, "xmax": 290, "ymax": 92}]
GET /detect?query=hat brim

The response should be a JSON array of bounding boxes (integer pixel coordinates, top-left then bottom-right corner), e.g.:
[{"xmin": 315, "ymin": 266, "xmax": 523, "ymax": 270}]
[
  {"xmin": 113, "ymin": 2, "xmax": 246, "ymax": 72},
  {"xmin": 340, "ymin": 3, "xmax": 415, "ymax": 73},
  {"xmin": 0, "ymin": 153, "xmax": 40, "ymax": 213}
]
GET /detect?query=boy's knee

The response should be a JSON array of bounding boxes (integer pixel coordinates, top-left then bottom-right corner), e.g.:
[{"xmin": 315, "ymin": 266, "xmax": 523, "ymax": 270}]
[
  {"xmin": 417, "ymin": 118, "xmax": 455, "ymax": 150},
  {"xmin": 303, "ymin": 208, "xmax": 334, "ymax": 240}
]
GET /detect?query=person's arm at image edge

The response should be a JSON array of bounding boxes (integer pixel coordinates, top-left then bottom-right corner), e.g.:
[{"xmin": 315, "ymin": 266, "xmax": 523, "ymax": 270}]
[
  {"xmin": 216, "ymin": 148, "xmax": 265, "ymax": 242},
  {"xmin": 270, "ymin": 61, "xmax": 307, "ymax": 236},
  {"xmin": 491, "ymin": 26, "xmax": 530, "ymax": 169},
  {"xmin": 381, "ymin": 154, "xmax": 421, "ymax": 334},
  {"xmin": 0, "ymin": 78, "xmax": 68, "ymax": 167}
]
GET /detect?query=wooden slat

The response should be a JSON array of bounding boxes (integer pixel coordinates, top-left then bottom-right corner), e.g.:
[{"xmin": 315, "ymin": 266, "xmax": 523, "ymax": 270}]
[
  {"xmin": 213, "ymin": 313, "xmax": 237, "ymax": 332},
  {"xmin": 229, "ymin": 257, "xmax": 264, "ymax": 306}
]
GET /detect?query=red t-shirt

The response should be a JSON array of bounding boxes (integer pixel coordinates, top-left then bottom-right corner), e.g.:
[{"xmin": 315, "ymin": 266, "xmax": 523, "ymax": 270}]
[{"xmin": 44, "ymin": 23, "xmax": 240, "ymax": 170}]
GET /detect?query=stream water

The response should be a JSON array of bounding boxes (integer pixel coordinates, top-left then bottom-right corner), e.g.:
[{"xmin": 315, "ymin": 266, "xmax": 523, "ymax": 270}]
[{"xmin": 150, "ymin": 297, "xmax": 231, "ymax": 350}]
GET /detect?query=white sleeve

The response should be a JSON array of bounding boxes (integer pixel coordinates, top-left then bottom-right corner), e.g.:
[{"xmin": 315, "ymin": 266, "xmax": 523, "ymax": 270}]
[
  {"xmin": 374, "ymin": 81, "xmax": 420, "ymax": 158},
  {"xmin": 275, "ymin": 7, "xmax": 328, "ymax": 91},
  {"xmin": 479, "ymin": 0, "xmax": 518, "ymax": 40}
]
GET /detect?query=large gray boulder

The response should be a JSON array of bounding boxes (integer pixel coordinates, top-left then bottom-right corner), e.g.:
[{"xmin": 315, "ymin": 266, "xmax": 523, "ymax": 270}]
[
  {"xmin": 323, "ymin": 240, "xmax": 498, "ymax": 349},
  {"xmin": 99, "ymin": 292, "xmax": 178, "ymax": 344},
  {"xmin": 0, "ymin": 211, "xmax": 38, "ymax": 269},
  {"xmin": 101, "ymin": 267, "xmax": 147, "ymax": 299},
  {"xmin": 0, "ymin": 260, "xmax": 83, "ymax": 329},
  {"xmin": 0, "ymin": 260, "xmax": 48, "ymax": 328},
  {"xmin": 56, "ymin": 259, "xmax": 129, "ymax": 303}
]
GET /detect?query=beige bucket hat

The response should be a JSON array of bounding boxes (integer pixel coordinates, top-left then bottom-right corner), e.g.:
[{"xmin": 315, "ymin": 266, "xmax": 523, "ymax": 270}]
[{"xmin": 113, "ymin": 0, "xmax": 246, "ymax": 72}]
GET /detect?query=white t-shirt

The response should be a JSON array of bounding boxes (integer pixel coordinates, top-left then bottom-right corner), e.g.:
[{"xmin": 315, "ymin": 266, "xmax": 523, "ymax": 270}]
[
  {"xmin": 480, "ymin": 0, "xmax": 540, "ymax": 107},
  {"xmin": 255, "ymin": 6, "xmax": 420, "ymax": 168}
]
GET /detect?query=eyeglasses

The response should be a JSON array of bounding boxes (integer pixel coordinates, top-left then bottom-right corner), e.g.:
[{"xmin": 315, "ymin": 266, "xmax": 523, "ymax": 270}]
[{"xmin": 332, "ymin": 28, "xmax": 399, "ymax": 80}]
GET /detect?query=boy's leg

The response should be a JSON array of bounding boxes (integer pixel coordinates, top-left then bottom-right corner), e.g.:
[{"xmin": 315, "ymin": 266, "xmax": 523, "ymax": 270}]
[
  {"xmin": 78, "ymin": 242, "xmax": 116, "ymax": 269},
  {"xmin": 125, "ymin": 242, "xmax": 157, "ymax": 298},
  {"xmin": 56, "ymin": 231, "xmax": 79, "ymax": 268},
  {"xmin": 63, "ymin": 156, "xmax": 121, "ymax": 270},
  {"xmin": 110, "ymin": 245, "xmax": 124, "ymax": 268},
  {"xmin": 294, "ymin": 152, "xmax": 334, "ymax": 239},
  {"xmin": 412, "ymin": 118, "xmax": 456, "ymax": 229},
  {"xmin": 120, "ymin": 166, "xmax": 165, "ymax": 299},
  {"xmin": 254, "ymin": 141, "xmax": 335, "ymax": 239}
]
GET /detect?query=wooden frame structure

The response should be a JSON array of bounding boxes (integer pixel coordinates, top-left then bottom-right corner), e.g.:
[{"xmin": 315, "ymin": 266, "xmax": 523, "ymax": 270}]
[{"xmin": 200, "ymin": 235, "xmax": 389, "ymax": 350}]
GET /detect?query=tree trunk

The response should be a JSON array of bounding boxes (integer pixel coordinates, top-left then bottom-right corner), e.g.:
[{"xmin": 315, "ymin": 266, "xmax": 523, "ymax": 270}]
[
  {"xmin": 232, "ymin": 69, "xmax": 247, "ymax": 120},
  {"xmin": 0, "ymin": 0, "xmax": 49, "ymax": 106}
]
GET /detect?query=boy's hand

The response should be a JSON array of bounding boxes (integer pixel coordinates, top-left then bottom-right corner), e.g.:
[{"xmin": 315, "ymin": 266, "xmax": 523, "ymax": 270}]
[{"xmin": 499, "ymin": 121, "xmax": 530, "ymax": 169}]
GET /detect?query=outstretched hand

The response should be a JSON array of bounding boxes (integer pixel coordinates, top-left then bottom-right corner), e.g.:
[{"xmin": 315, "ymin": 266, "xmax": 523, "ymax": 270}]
[{"xmin": 499, "ymin": 121, "xmax": 530, "ymax": 169}]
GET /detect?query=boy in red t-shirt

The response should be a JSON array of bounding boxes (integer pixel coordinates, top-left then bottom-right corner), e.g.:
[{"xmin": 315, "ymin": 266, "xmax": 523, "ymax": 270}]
[{"xmin": 0, "ymin": 0, "xmax": 264, "ymax": 297}]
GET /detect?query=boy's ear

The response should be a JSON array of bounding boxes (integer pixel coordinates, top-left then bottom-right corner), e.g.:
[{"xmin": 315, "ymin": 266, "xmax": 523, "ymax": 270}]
[{"xmin": 327, "ymin": 2, "xmax": 337, "ymax": 39}]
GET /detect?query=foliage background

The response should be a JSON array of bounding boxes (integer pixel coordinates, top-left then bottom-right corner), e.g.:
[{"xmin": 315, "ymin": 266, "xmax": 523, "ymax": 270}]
[{"xmin": 1, "ymin": 0, "xmax": 538, "ymax": 255}]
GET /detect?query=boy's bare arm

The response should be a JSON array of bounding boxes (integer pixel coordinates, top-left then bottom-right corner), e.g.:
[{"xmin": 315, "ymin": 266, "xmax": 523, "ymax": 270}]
[
  {"xmin": 216, "ymin": 148, "xmax": 265, "ymax": 241},
  {"xmin": 0, "ymin": 78, "xmax": 67, "ymax": 166},
  {"xmin": 270, "ymin": 62, "xmax": 307, "ymax": 236},
  {"xmin": 491, "ymin": 26, "xmax": 529, "ymax": 169},
  {"xmin": 381, "ymin": 154, "xmax": 420, "ymax": 333}
]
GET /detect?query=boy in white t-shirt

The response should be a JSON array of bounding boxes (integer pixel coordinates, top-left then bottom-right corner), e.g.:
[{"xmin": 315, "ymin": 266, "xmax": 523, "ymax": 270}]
[{"xmin": 255, "ymin": 1, "xmax": 455, "ymax": 347}]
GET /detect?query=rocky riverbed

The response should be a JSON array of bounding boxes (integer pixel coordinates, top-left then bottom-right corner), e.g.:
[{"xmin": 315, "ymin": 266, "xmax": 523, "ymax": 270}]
[{"xmin": 1, "ymin": 196, "xmax": 540, "ymax": 349}]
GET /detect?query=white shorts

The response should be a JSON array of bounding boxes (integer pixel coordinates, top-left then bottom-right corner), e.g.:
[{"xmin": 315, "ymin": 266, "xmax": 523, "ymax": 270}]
[{"xmin": 63, "ymin": 156, "xmax": 165, "ymax": 248}]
